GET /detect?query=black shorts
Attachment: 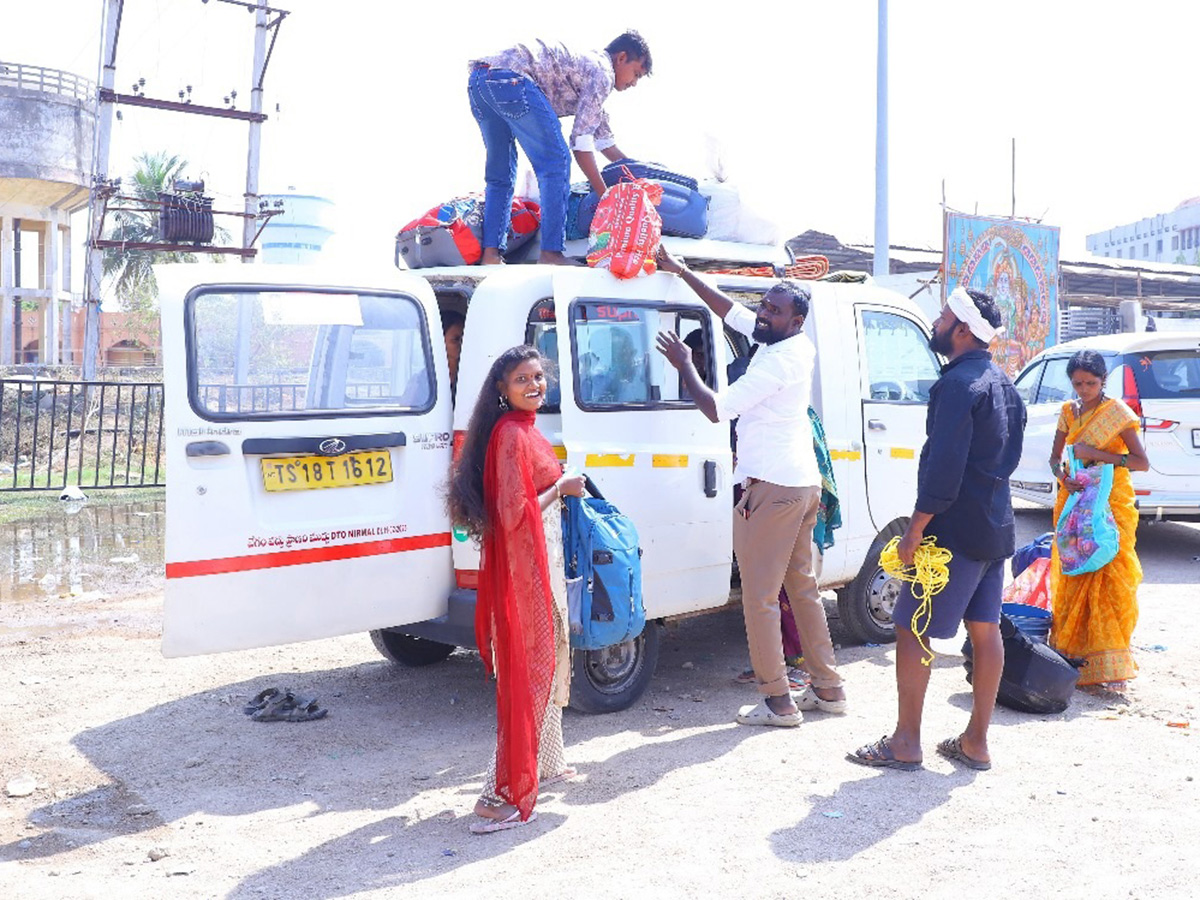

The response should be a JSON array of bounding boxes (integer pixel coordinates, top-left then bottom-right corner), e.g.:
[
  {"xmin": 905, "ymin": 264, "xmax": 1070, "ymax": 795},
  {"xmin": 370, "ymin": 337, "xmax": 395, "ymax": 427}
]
[{"xmin": 892, "ymin": 553, "xmax": 1004, "ymax": 640}]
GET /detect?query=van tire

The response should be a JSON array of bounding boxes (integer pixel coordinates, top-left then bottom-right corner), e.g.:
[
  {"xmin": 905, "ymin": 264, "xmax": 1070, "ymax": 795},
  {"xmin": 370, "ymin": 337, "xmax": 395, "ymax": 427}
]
[
  {"xmin": 370, "ymin": 629, "xmax": 456, "ymax": 667},
  {"xmin": 836, "ymin": 519, "xmax": 908, "ymax": 645},
  {"xmin": 568, "ymin": 623, "xmax": 662, "ymax": 715}
]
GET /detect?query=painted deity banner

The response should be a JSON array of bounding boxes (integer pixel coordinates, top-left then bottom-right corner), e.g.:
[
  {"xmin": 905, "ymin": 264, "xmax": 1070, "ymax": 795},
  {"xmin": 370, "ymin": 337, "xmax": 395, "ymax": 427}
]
[{"xmin": 943, "ymin": 213, "xmax": 1060, "ymax": 376}]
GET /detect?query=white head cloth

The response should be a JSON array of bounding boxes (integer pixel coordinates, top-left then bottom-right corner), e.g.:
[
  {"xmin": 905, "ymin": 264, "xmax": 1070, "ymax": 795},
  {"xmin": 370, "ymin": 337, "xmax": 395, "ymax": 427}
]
[{"xmin": 946, "ymin": 286, "xmax": 1005, "ymax": 343}]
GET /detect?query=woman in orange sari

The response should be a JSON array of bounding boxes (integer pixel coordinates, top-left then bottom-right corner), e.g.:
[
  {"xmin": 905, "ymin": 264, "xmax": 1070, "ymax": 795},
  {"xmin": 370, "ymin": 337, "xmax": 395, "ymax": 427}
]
[
  {"xmin": 447, "ymin": 346, "xmax": 585, "ymax": 834},
  {"xmin": 1048, "ymin": 350, "xmax": 1150, "ymax": 691}
]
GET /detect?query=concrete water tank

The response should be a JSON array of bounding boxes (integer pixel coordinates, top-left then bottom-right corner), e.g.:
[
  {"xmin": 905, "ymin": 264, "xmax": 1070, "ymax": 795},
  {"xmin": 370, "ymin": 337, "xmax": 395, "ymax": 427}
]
[
  {"xmin": 0, "ymin": 61, "xmax": 96, "ymax": 365},
  {"xmin": 260, "ymin": 192, "xmax": 335, "ymax": 265}
]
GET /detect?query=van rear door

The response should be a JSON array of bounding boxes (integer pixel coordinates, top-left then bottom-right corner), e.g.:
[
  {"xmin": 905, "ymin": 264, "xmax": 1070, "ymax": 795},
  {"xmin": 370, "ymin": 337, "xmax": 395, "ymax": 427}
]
[
  {"xmin": 553, "ymin": 269, "xmax": 733, "ymax": 618},
  {"xmin": 159, "ymin": 266, "xmax": 453, "ymax": 657}
]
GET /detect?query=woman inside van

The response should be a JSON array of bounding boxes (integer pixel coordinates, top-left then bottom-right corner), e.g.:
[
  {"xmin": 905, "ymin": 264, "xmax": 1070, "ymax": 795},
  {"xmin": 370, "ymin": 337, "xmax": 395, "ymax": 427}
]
[
  {"xmin": 1048, "ymin": 349, "xmax": 1150, "ymax": 693},
  {"xmin": 447, "ymin": 345, "xmax": 585, "ymax": 833}
]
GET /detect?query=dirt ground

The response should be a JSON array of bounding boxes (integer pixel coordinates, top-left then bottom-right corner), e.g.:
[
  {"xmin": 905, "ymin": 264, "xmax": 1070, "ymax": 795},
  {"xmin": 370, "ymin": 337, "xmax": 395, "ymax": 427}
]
[{"xmin": 2, "ymin": 501, "xmax": 1199, "ymax": 900}]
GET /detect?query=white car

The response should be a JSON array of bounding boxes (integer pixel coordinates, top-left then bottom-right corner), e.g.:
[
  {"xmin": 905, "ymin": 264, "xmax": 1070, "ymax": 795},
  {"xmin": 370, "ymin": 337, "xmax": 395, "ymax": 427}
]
[{"xmin": 1009, "ymin": 332, "xmax": 1200, "ymax": 519}]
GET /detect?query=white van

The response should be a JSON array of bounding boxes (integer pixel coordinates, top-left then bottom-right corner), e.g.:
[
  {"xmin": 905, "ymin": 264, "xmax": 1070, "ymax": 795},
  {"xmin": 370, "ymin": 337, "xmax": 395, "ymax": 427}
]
[{"xmin": 158, "ymin": 253, "xmax": 940, "ymax": 712}]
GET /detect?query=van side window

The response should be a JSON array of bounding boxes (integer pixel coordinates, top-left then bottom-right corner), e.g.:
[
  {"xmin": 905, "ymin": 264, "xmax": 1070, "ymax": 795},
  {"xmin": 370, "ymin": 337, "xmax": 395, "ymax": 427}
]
[
  {"xmin": 861, "ymin": 311, "xmax": 939, "ymax": 402},
  {"xmin": 525, "ymin": 299, "xmax": 561, "ymax": 413},
  {"xmin": 571, "ymin": 301, "xmax": 708, "ymax": 409},
  {"xmin": 1012, "ymin": 361, "xmax": 1043, "ymax": 405},
  {"xmin": 189, "ymin": 289, "xmax": 434, "ymax": 420}
]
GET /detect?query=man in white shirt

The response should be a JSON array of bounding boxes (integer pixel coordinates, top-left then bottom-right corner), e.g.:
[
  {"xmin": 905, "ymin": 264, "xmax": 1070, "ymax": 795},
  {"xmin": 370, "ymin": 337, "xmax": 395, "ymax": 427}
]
[
  {"xmin": 655, "ymin": 248, "xmax": 846, "ymax": 726},
  {"xmin": 657, "ymin": 250, "xmax": 844, "ymax": 729}
]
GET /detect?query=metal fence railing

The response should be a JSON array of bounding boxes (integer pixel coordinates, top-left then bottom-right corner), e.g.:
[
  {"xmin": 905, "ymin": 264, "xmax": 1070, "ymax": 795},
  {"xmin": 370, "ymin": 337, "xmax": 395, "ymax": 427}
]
[
  {"xmin": 0, "ymin": 62, "xmax": 95, "ymax": 102},
  {"xmin": 0, "ymin": 380, "xmax": 164, "ymax": 492}
]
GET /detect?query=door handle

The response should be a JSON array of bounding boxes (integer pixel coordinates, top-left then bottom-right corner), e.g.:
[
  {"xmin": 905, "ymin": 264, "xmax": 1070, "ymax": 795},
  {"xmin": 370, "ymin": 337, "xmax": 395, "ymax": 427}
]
[
  {"xmin": 867, "ymin": 419, "xmax": 887, "ymax": 431},
  {"xmin": 703, "ymin": 460, "xmax": 718, "ymax": 498},
  {"xmin": 186, "ymin": 440, "xmax": 230, "ymax": 457}
]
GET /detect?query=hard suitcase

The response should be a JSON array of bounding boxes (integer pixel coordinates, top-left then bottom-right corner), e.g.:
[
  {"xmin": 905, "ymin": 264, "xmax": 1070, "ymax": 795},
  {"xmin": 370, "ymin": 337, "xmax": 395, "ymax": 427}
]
[
  {"xmin": 567, "ymin": 185, "xmax": 597, "ymax": 241},
  {"xmin": 396, "ymin": 225, "xmax": 474, "ymax": 268},
  {"xmin": 601, "ymin": 158, "xmax": 699, "ymax": 192},
  {"xmin": 569, "ymin": 178, "xmax": 709, "ymax": 240},
  {"xmin": 653, "ymin": 179, "xmax": 709, "ymax": 238}
]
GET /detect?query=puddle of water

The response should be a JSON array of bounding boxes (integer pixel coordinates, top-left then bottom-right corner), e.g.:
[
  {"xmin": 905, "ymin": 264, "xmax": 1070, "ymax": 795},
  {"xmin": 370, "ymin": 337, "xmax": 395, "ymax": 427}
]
[{"xmin": 0, "ymin": 498, "xmax": 165, "ymax": 603}]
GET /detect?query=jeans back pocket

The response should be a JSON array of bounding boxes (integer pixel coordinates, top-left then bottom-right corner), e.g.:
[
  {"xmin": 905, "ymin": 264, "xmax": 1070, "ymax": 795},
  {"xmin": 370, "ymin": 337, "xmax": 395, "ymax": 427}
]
[{"xmin": 485, "ymin": 73, "xmax": 529, "ymax": 120}]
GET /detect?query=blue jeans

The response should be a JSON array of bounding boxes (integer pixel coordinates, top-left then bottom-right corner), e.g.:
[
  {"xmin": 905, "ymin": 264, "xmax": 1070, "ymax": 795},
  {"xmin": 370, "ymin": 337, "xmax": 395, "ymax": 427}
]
[{"xmin": 468, "ymin": 67, "xmax": 570, "ymax": 253}]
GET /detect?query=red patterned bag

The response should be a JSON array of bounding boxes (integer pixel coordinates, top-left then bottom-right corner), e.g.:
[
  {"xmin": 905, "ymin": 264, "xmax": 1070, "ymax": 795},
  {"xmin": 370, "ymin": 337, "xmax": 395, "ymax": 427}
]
[{"xmin": 586, "ymin": 172, "xmax": 663, "ymax": 279}]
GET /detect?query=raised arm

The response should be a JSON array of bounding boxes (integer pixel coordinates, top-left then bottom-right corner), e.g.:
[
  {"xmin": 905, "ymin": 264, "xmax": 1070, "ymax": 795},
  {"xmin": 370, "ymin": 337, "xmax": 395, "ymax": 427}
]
[{"xmin": 655, "ymin": 246, "xmax": 735, "ymax": 319}]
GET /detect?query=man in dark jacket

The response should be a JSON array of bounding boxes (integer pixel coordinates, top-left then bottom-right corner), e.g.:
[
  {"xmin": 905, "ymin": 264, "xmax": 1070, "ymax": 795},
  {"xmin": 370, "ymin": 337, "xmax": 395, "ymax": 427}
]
[{"xmin": 849, "ymin": 287, "xmax": 1025, "ymax": 771}]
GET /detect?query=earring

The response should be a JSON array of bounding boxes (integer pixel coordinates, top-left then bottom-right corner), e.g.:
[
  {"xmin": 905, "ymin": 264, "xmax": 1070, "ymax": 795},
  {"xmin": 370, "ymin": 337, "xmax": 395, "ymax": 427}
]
[{"xmin": 498, "ymin": 394, "xmax": 509, "ymax": 411}]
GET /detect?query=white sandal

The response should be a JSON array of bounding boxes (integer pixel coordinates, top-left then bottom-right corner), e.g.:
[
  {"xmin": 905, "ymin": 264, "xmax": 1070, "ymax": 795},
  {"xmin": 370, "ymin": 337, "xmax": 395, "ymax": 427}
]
[{"xmin": 735, "ymin": 700, "xmax": 801, "ymax": 727}]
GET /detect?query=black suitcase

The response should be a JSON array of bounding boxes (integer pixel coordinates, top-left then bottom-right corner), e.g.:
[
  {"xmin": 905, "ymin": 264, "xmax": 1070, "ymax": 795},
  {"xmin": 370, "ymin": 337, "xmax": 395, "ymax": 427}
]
[{"xmin": 963, "ymin": 614, "xmax": 1083, "ymax": 714}]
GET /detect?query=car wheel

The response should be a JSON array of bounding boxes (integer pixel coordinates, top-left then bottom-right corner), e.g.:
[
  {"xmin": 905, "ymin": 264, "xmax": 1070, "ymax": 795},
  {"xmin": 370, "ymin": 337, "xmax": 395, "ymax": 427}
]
[
  {"xmin": 370, "ymin": 629, "xmax": 456, "ymax": 667},
  {"xmin": 568, "ymin": 623, "xmax": 662, "ymax": 714},
  {"xmin": 836, "ymin": 519, "xmax": 908, "ymax": 644}
]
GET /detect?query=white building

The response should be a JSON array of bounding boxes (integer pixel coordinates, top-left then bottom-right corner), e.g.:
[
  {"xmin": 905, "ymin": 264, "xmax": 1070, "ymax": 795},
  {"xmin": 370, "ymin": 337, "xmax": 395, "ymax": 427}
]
[{"xmin": 1086, "ymin": 195, "xmax": 1200, "ymax": 265}]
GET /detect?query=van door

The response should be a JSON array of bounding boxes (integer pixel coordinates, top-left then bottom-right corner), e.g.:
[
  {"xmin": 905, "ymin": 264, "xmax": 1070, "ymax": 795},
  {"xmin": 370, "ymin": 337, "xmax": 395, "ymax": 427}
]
[
  {"xmin": 159, "ymin": 267, "xmax": 454, "ymax": 657},
  {"xmin": 553, "ymin": 269, "xmax": 733, "ymax": 619},
  {"xmin": 857, "ymin": 306, "xmax": 940, "ymax": 531}
]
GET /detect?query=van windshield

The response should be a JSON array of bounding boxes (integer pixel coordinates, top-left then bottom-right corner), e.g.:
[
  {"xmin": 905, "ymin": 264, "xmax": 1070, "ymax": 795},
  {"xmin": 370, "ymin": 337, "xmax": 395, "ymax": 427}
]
[{"xmin": 188, "ymin": 288, "xmax": 434, "ymax": 420}]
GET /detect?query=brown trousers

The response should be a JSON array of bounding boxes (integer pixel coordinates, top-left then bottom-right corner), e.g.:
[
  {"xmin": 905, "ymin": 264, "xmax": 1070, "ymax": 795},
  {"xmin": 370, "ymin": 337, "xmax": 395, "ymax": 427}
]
[{"xmin": 733, "ymin": 480, "xmax": 842, "ymax": 695}]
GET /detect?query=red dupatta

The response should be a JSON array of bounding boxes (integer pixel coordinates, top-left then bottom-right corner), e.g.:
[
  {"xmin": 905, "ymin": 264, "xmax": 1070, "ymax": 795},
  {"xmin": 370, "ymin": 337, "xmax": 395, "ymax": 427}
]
[{"xmin": 477, "ymin": 411, "xmax": 560, "ymax": 820}]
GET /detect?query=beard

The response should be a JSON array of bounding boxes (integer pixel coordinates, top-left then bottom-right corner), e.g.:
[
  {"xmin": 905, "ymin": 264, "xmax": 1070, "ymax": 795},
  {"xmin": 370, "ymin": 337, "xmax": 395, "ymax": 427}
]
[
  {"xmin": 928, "ymin": 326, "xmax": 954, "ymax": 357},
  {"xmin": 753, "ymin": 320, "xmax": 780, "ymax": 344}
]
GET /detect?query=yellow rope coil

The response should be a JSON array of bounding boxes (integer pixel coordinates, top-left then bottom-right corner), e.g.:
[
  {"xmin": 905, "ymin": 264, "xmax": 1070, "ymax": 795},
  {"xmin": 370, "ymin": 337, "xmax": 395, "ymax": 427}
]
[{"xmin": 879, "ymin": 536, "xmax": 953, "ymax": 666}]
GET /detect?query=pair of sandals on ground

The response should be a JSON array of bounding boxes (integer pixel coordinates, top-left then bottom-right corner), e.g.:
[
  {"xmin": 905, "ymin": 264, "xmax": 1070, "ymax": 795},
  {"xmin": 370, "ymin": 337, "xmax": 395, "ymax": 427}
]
[{"xmin": 243, "ymin": 687, "xmax": 328, "ymax": 722}]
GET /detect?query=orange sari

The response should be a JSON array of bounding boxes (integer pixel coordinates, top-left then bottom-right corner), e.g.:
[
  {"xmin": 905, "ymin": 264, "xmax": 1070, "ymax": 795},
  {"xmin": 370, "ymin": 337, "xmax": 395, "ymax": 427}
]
[{"xmin": 1049, "ymin": 398, "xmax": 1142, "ymax": 685}]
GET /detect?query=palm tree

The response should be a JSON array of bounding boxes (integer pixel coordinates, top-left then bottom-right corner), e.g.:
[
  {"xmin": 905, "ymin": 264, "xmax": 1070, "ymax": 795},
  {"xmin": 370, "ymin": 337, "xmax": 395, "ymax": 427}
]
[{"xmin": 102, "ymin": 151, "xmax": 227, "ymax": 311}]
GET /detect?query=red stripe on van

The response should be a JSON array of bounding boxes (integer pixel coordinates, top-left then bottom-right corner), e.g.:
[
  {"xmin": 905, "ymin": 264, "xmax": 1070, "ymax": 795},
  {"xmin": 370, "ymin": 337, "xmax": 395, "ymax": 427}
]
[{"xmin": 166, "ymin": 532, "xmax": 452, "ymax": 579}]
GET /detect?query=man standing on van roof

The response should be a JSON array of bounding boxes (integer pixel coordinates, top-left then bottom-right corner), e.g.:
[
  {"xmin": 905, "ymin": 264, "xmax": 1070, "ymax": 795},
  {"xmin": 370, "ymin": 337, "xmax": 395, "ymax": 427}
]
[
  {"xmin": 467, "ymin": 33, "xmax": 652, "ymax": 266},
  {"xmin": 655, "ymin": 247, "xmax": 847, "ymax": 727},
  {"xmin": 849, "ymin": 287, "xmax": 1025, "ymax": 772}
]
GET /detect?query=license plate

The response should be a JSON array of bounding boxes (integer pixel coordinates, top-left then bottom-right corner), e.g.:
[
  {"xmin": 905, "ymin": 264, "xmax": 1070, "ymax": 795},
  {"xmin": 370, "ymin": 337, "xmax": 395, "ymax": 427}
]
[{"xmin": 261, "ymin": 450, "xmax": 393, "ymax": 492}]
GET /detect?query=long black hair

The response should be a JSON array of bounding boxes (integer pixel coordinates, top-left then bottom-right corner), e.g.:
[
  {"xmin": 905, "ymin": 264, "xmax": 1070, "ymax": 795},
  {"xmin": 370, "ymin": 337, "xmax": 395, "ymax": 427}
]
[{"xmin": 446, "ymin": 345, "xmax": 546, "ymax": 540}]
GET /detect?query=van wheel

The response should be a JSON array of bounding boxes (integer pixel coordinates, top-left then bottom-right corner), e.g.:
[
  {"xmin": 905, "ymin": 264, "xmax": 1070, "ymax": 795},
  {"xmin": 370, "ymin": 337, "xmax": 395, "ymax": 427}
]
[
  {"xmin": 836, "ymin": 520, "xmax": 908, "ymax": 645},
  {"xmin": 568, "ymin": 623, "xmax": 662, "ymax": 714},
  {"xmin": 370, "ymin": 629, "xmax": 456, "ymax": 667}
]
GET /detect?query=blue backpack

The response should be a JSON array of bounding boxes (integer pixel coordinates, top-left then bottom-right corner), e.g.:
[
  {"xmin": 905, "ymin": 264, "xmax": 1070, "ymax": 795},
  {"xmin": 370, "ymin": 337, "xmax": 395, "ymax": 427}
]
[{"xmin": 561, "ymin": 480, "xmax": 645, "ymax": 651}]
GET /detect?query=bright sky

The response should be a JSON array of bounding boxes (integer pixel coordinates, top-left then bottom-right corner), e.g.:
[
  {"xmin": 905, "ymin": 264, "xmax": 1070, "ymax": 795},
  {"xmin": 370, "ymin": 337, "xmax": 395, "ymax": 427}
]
[{"xmin": 4, "ymin": 0, "xmax": 1198, "ymax": 278}]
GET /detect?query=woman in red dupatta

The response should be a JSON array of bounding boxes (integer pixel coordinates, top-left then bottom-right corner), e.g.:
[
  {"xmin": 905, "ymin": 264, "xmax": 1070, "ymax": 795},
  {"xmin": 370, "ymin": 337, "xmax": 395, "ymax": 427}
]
[
  {"xmin": 447, "ymin": 346, "xmax": 584, "ymax": 834},
  {"xmin": 1048, "ymin": 350, "xmax": 1150, "ymax": 691}
]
